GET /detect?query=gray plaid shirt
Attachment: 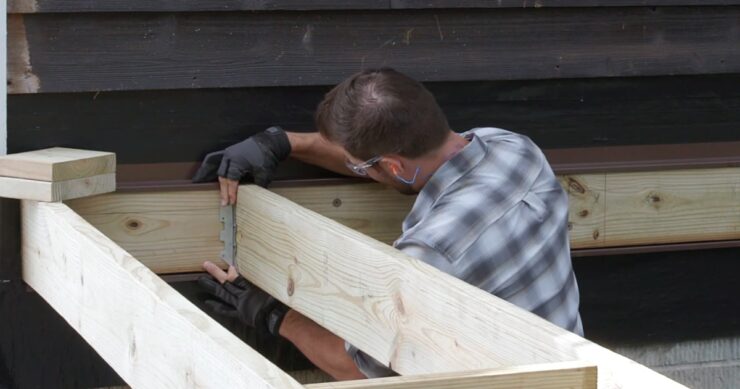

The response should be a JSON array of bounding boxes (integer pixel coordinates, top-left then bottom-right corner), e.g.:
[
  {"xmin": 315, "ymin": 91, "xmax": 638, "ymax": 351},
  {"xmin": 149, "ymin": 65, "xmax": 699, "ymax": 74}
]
[{"xmin": 348, "ymin": 128, "xmax": 583, "ymax": 377}]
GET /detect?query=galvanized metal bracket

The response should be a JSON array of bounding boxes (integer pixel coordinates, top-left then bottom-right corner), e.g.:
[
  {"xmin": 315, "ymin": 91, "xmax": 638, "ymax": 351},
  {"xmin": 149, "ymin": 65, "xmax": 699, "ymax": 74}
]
[{"xmin": 219, "ymin": 205, "xmax": 237, "ymax": 267}]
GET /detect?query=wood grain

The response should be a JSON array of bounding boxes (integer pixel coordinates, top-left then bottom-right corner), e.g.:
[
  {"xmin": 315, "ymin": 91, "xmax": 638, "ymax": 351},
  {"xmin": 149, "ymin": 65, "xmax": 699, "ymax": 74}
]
[
  {"xmin": 235, "ymin": 184, "xmax": 685, "ymax": 388},
  {"xmin": 306, "ymin": 361, "xmax": 596, "ymax": 389},
  {"xmin": 9, "ymin": 76, "xmax": 740, "ymax": 165},
  {"xmin": 603, "ymin": 167, "xmax": 740, "ymax": 246},
  {"xmin": 0, "ymin": 173, "xmax": 115, "ymax": 202},
  {"xmin": 68, "ymin": 163, "xmax": 740, "ymax": 274},
  {"xmin": 8, "ymin": 0, "xmax": 740, "ymax": 13},
  {"xmin": 20, "ymin": 200, "xmax": 303, "ymax": 388},
  {"xmin": 558, "ymin": 174, "xmax": 606, "ymax": 249},
  {"xmin": 9, "ymin": 8, "xmax": 740, "ymax": 93},
  {"xmin": 0, "ymin": 147, "xmax": 115, "ymax": 181},
  {"xmin": 272, "ymin": 183, "xmax": 413, "ymax": 246},
  {"xmin": 66, "ymin": 190, "xmax": 226, "ymax": 273}
]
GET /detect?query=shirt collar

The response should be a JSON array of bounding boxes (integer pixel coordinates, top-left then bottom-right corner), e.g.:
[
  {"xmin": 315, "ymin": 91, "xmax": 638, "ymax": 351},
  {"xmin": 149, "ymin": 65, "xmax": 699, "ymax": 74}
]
[{"xmin": 418, "ymin": 132, "xmax": 486, "ymax": 205}]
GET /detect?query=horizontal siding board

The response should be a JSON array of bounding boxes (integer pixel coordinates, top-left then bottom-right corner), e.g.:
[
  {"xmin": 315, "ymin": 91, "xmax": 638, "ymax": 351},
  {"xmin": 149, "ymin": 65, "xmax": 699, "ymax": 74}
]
[
  {"xmin": 392, "ymin": 0, "xmax": 740, "ymax": 9},
  {"xmin": 8, "ymin": 0, "xmax": 740, "ymax": 13},
  {"xmin": 8, "ymin": 75, "xmax": 740, "ymax": 164},
  {"xmin": 9, "ymin": 7, "xmax": 740, "ymax": 93}
]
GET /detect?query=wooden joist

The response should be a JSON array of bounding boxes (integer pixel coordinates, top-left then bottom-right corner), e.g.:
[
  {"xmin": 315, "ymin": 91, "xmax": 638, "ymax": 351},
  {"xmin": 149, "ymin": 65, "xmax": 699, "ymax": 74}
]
[
  {"xmin": 234, "ymin": 185, "xmax": 685, "ymax": 388},
  {"xmin": 68, "ymin": 163, "xmax": 740, "ymax": 274},
  {"xmin": 66, "ymin": 190, "xmax": 224, "ymax": 274},
  {"xmin": 306, "ymin": 361, "xmax": 597, "ymax": 389},
  {"xmin": 0, "ymin": 148, "xmax": 116, "ymax": 201},
  {"xmin": 20, "ymin": 200, "xmax": 303, "ymax": 389}
]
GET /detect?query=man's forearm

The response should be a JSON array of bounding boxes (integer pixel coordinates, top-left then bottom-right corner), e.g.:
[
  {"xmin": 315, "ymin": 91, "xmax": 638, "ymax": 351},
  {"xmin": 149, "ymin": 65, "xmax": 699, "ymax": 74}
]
[
  {"xmin": 279, "ymin": 309, "xmax": 366, "ymax": 381},
  {"xmin": 286, "ymin": 132, "xmax": 354, "ymax": 176}
]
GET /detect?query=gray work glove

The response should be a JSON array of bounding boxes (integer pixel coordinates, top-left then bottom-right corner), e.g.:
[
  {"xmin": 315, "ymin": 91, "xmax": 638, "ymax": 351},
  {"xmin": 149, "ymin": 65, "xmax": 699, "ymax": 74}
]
[
  {"xmin": 198, "ymin": 275, "xmax": 289, "ymax": 337},
  {"xmin": 192, "ymin": 126, "xmax": 291, "ymax": 187}
]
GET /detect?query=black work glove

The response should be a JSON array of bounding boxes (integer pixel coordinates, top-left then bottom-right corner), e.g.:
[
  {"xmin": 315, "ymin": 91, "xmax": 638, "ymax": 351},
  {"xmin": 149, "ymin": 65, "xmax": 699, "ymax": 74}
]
[
  {"xmin": 198, "ymin": 275, "xmax": 289, "ymax": 337},
  {"xmin": 192, "ymin": 126, "xmax": 291, "ymax": 187}
]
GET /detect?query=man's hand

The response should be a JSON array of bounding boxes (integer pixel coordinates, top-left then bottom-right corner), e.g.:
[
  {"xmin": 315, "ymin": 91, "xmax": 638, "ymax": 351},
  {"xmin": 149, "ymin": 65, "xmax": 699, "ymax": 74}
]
[
  {"xmin": 192, "ymin": 126, "xmax": 292, "ymax": 205},
  {"xmin": 199, "ymin": 261, "xmax": 289, "ymax": 336}
]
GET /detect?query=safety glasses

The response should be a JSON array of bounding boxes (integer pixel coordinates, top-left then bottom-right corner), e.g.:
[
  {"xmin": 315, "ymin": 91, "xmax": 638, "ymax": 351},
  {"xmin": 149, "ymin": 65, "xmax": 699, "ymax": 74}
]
[{"xmin": 345, "ymin": 155, "xmax": 382, "ymax": 176}]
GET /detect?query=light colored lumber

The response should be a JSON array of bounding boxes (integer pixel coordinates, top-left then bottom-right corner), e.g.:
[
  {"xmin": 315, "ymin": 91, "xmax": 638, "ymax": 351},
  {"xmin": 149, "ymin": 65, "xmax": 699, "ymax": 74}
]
[
  {"xmin": 306, "ymin": 361, "xmax": 596, "ymax": 389},
  {"xmin": 67, "ymin": 190, "xmax": 226, "ymax": 273},
  {"xmin": 557, "ymin": 174, "xmax": 606, "ymax": 249},
  {"xmin": 0, "ymin": 173, "xmax": 115, "ymax": 201},
  {"xmin": 272, "ymin": 183, "xmax": 413, "ymax": 246},
  {"xmin": 603, "ymin": 167, "xmax": 740, "ymax": 246},
  {"xmin": 0, "ymin": 147, "xmax": 115, "ymax": 181},
  {"xmin": 68, "ymin": 163, "xmax": 740, "ymax": 274},
  {"xmin": 235, "ymin": 184, "xmax": 686, "ymax": 389},
  {"xmin": 21, "ymin": 200, "xmax": 303, "ymax": 389}
]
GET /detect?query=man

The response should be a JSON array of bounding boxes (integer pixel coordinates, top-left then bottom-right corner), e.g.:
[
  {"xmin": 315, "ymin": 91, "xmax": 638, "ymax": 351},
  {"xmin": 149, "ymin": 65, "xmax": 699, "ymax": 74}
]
[{"xmin": 194, "ymin": 68, "xmax": 583, "ymax": 380}]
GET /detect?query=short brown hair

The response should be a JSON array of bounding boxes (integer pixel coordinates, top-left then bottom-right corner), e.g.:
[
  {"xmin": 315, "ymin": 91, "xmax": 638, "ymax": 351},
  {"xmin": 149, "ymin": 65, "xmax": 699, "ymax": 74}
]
[{"xmin": 315, "ymin": 68, "xmax": 450, "ymax": 160}]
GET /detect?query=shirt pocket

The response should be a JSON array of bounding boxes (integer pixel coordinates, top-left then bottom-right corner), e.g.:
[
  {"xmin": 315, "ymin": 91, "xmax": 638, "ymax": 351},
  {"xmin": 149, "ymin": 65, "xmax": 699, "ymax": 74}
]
[{"xmin": 522, "ymin": 192, "xmax": 548, "ymax": 222}]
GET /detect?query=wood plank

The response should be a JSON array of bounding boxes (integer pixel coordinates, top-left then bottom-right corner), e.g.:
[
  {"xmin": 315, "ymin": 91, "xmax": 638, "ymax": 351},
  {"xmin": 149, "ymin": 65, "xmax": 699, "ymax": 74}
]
[
  {"xmin": 69, "ymin": 162, "xmax": 740, "ymax": 274},
  {"xmin": 7, "ymin": 0, "xmax": 389, "ymax": 13},
  {"xmin": 9, "ymin": 8, "xmax": 740, "ymax": 93},
  {"xmin": 393, "ymin": 0, "xmax": 740, "ymax": 8},
  {"xmin": 558, "ymin": 174, "xmax": 606, "ymax": 249},
  {"xmin": 272, "ymin": 183, "xmax": 414, "ymax": 246},
  {"xmin": 0, "ymin": 147, "xmax": 115, "ymax": 181},
  {"xmin": 235, "ymin": 184, "xmax": 685, "ymax": 388},
  {"xmin": 0, "ymin": 173, "xmax": 115, "ymax": 202},
  {"xmin": 20, "ymin": 200, "xmax": 303, "ymax": 388},
  {"xmin": 603, "ymin": 167, "xmax": 740, "ymax": 246},
  {"xmin": 8, "ymin": 0, "xmax": 740, "ymax": 13},
  {"xmin": 10, "ymin": 75, "xmax": 740, "ymax": 164},
  {"xmin": 306, "ymin": 361, "xmax": 596, "ymax": 389},
  {"xmin": 67, "ymin": 190, "xmax": 226, "ymax": 274}
]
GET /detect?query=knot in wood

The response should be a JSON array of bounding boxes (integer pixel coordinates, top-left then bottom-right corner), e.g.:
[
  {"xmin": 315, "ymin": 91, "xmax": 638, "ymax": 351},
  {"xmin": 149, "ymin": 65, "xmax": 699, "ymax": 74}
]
[
  {"xmin": 332, "ymin": 198, "xmax": 342, "ymax": 208},
  {"xmin": 592, "ymin": 229, "xmax": 600, "ymax": 240},
  {"xmin": 126, "ymin": 219, "xmax": 141, "ymax": 230},
  {"xmin": 567, "ymin": 177, "xmax": 586, "ymax": 194}
]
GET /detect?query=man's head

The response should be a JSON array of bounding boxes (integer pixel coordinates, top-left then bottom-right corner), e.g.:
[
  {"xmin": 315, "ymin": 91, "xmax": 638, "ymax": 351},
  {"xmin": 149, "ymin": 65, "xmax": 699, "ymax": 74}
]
[{"xmin": 315, "ymin": 68, "xmax": 453, "ymax": 193}]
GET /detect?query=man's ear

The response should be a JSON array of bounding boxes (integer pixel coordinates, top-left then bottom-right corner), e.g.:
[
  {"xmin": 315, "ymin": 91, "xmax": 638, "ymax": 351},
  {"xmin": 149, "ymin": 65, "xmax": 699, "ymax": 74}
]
[{"xmin": 380, "ymin": 157, "xmax": 404, "ymax": 176}]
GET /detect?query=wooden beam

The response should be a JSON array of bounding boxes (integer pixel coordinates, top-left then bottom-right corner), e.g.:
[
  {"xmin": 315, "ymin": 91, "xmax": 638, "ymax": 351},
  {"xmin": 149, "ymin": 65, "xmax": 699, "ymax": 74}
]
[
  {"xmin": 21, "ymin": 200, "xmax": 303, "ymax": 388},
  {"xmin": 66, "ymin": 190, "xmax": 227, "ymax": 274},
  {"xmin": 306, "ymin": 361, "xmax": 597, "ymax": 389},
  {"xmin": 0, "ymin": 147, "xmax": 115, "ymax": 181},
  {"xmin": 603, "ymin": 167, "xmax": 740, "ymax": 246},
  {"xmin": 235, "ymin": 185, "xmax": 686, "ymax": 388},
  {"xmin": 0, "ymin": 173, "xmax": 115, "ymax": 202},
  {"xmin": 68, "ymin": 163, "xmax": 740, "ymax": 274},
  {"xmin": 8, "ymin": 8, "xmax": 740, "ymax": 93}
]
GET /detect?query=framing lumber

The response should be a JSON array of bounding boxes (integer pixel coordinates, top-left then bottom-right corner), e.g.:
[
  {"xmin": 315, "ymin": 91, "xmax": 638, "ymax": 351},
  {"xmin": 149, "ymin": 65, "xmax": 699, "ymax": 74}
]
[
  {"xmin": 66, "ymin": 190, "xmax": 226, "ymax": 274},
  {"xmin": 0, "ymin": 147, "xmax": 115, "ymax": 181},
  {"xmin": 234, "ymin": 185, "xmax": 686, "ymax": 388},
  {"xmin": 20, "ymin": 200, "xmax": 303, "ymax": 389},
  {"xmin": 0, "ymin": 173, "xmax": 116, "ymax": 202},
  {"xmin": 306, "ymin": 361, "xmax": 597, "ymax": 389},
  {"xmin": 67, "ymin": 163, "xmax": 740, "ymax": 274},
  {"xmin": 603, "ymin": 167, "xmax": 740, "ymax": 246}
]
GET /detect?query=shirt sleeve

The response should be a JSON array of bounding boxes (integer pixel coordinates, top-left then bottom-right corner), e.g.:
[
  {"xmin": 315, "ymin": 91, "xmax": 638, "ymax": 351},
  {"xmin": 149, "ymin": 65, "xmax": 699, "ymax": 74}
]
[
  {"xmin": 344, "ymin": 342, "xmax": 397, "ymax": 378},
  {"xmin": 396, "ymin": 240, "xmax": 456, "ymax": 274}
]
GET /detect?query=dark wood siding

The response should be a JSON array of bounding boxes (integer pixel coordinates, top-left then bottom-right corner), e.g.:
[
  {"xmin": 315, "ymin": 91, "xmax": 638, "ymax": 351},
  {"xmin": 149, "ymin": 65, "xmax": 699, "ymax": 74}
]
[{"xmin": 8, "ymin": 7, "xmax": 740, "ymax": 93}]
